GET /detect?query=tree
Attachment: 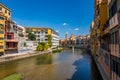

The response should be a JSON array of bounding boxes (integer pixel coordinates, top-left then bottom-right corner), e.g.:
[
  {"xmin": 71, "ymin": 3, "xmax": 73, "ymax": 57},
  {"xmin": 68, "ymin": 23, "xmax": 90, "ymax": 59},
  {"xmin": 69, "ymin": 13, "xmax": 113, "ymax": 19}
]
[
  {"xmin": 48, "ymin": 35, "xmax": 52, "ymax": 47},
  {"xmin": 36, "ymin": 42, "xmax": 50, "ymax": 51},
  {"xmin": 28, "ymin": 32, "xmax": 36, "ymax": 41},
  {"xmin": 36, "ymin": 44, "xmax": 43, "ymax": 51},
  {"xmin": 44, "ymin": 43, "xmax": 49, "ymax": 51}
]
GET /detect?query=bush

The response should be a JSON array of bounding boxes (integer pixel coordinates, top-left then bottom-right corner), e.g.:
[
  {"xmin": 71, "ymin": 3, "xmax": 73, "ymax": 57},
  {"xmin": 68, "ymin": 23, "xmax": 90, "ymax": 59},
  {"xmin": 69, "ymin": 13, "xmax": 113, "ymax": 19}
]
[{"xmin": 36, "ymin": 42, "xmax": 50, "ymax": 51}]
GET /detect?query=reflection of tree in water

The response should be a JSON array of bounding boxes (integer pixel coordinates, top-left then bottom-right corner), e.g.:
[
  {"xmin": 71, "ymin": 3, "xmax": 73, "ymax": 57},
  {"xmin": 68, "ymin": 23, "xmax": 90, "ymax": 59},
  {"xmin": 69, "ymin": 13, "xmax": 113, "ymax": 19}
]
[{"xmin": 36, "ymin": 53, "xmax": 52, "ymax": 65}]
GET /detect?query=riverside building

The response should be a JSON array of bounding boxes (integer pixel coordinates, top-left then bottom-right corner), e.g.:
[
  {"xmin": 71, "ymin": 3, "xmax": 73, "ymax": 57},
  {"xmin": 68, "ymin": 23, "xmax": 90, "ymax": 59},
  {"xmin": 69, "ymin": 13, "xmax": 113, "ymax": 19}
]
[
  {"xmin": 0, "ymin": 3, "xmax": 18, "ymax": 55},
  {"xmin": 25, "ymin": 27, "xmax": 59, "ymax": 48},
  {"xmin": 90, "ymin": 0, "xmax": 120, "ymax": 80},
  {"xmin": 108, "ymin": 0, "xmax": 120, "ymax": 79},
  {"xmin": 0, "ymin": 12, "xmax": 5, "ymax": 55}
]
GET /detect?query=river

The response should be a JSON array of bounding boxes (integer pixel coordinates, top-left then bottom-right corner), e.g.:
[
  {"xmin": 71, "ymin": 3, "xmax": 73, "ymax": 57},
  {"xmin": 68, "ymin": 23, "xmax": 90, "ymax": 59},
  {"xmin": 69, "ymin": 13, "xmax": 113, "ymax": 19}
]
[{"xmin": 0, "ymin": 49, "xmax": 102, "ymax": 80}]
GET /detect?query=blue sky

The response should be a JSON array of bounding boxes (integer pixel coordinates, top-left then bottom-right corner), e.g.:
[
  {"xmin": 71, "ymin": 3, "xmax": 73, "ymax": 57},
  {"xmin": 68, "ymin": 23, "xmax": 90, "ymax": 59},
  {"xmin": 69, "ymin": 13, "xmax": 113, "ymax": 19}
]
[{"xmin": 1, "ymin": 0, "xmax": 94, "ymax": 39}]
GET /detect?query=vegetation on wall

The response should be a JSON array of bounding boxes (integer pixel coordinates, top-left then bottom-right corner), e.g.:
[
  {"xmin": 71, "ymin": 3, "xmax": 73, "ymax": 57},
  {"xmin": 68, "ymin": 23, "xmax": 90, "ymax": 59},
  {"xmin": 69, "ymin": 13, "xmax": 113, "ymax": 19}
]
[
  {"xmin": 48, "ymin": 35, "xmax": 52, "ymax": 47},
  {"xmin": 24, "ymin": 42, "xmax": 27, "ymax": 47}
]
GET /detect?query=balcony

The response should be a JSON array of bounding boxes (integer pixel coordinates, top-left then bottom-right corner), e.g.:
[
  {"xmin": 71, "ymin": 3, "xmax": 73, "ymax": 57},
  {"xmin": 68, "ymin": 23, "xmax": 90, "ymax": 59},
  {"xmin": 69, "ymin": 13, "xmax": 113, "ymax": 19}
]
[
  {"xmin": 110, "ymin": 13, "xmax": 118, "ymax": 29},
  {"xmin": 100, "ymin": 43, "xmax": 110, "ymax": 52},
  {"xmin": 5, "ymin": 42, "xmax": 18, "ymax": 50},
  {"xmin": 5, "ymin": 39, "xmax": 18, "ymax": 42},
  {"xmin": 5, "ymin": 47, "xmax": 18, "ymax": 50}
]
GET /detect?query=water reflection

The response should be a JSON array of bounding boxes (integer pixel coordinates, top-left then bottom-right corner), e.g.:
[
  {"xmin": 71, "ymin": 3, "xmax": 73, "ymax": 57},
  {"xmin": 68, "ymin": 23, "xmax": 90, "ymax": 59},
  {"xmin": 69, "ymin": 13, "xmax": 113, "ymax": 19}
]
[
  {"xmin": 0, "ymin": 49, "xmax": 102, "ymax": 80},
  {"xmin": 36, "ymin": 53, "xmax": 52, "ymax": 65},
  {"xmin": 67, "ymin": 54, "xmax": 92, "ymax": 80}
]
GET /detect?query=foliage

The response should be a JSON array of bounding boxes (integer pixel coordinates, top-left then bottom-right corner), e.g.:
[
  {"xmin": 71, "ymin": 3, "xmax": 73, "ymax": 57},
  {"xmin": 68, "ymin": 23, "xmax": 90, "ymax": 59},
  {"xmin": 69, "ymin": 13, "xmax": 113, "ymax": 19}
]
[
  {"xmin": 36, "ymin": 42, "xmax": 50, "ymax": 51},
  {"xmin": 2, "ymin": 73, "xmax": 23, "ymax": 80},
  {"xmin": 48, "ymin": 35, "xmax": 52, "ymax": 47},
  {"xmin": 24, "ymin": 42, "xmax": 27, "ymax": 47},
  {"xmin": 28, "ymin": 32, "xmax": 36, "ymax": 41},
  {"xmin": 36, "ymin": 44, "xmax": 43, "ymax": 51},
  {"xmin": 44, "ymin": 43, "xmax": 49, "ymax": 51}
]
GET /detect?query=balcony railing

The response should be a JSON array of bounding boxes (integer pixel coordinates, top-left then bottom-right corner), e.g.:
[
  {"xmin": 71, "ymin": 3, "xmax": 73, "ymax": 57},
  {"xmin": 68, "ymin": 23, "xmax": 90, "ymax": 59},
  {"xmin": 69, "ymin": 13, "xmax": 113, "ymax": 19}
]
[
  {"xmin": 100, "ymin": 43, "xmax": 110, "ymax": 52},
  {"xmin": 5, "ymin": 47, "xmax": 18, "ymax": 50}
]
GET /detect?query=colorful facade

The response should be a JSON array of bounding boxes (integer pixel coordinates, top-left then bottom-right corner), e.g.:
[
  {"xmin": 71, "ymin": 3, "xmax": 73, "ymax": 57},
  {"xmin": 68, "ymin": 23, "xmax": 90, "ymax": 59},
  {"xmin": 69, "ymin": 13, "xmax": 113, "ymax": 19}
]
[
  {"xmin": 5, "ymin": 20, "xmax": 18, "ymax": 54},
  {"xmin": 0, "ymin": 3, "xmax": 11, "ymax": 20},
  {"xmin": 108, "ymin": 0, "xmax": 120, "ymax": 80},
  {"xmin": 91, "ymin": 0, "xmax": 120, "ymax": 80},
  {"xmin": 0, "ymin": 13, "xmax": 5, "ymax": 55},
  {"xmin": 0, "ymin": 3, "xmax": 19, "ymax": 55}
]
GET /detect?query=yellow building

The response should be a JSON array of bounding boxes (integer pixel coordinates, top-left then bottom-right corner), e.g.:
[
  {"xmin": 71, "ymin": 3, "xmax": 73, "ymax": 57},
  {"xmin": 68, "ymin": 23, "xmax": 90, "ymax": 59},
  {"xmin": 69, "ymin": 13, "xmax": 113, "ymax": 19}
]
[
  {"xmin": 0, "ymin": 3, "xmax": 11, "ymax": 55},
  {"xmin": 0, "ymin": 3, "xmax": 11, "ymax": 20},
  {"xmin": 0, "ymin": 13, "xmax": 5, "ymax": 55}
]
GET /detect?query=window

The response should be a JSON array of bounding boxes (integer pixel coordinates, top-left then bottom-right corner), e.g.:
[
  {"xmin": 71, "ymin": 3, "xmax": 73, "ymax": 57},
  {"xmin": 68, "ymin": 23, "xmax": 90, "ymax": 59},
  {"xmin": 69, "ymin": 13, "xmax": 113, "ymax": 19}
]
[
  {"xmin": 115, "ymin": 31, "xmax": 119, "ymax": 44},
  {"xmin": 5, "ymin": 10, "xmax": 7, "ymax": 13},
  {"xmin": 0, "ymin": 46, "xmax": 3, "ymax": 49},
  {"xmin": 0, "ymin": 16, "xmax": 4, "ymax": 20},
  {"xmin": 0, "ymin": 31, "xmax": 3, "ymax": 34},
  {"xmin": 111, "ymin": 56, "xmax": 120, "ymax": 77},
  {"xmin": 9, "ymin": 12, "xmax": 11, "ymax": 15},
  {"xmin": 109, "ymin": 1, "xmax": 117, "ymax": 19},
  {"xmin": 118, "ymin": 63, "xmax": 120, "ymax": 77},
  {"xmin": 0, "ymin": 7, "xmax": 2, "ymax": 10},
  {"xmin": 0, "ymin": 37, "xmax": 4, "ymax": 40},
  {"xmin": 111, "ymin": 31, "xmax": 119, "ymax": 44}
]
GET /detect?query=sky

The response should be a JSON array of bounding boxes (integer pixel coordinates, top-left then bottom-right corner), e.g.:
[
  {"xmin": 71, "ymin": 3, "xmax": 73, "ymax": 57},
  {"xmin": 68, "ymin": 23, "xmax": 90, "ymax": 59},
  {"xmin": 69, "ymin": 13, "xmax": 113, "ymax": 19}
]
[{"xmin": 1, "ymin": 0, "xmax": 94, "ymax": 39}]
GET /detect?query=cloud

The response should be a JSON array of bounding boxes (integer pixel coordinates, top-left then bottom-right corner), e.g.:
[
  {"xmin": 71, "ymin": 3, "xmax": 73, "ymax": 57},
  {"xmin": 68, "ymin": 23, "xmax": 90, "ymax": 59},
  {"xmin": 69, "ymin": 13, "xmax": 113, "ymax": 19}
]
[
  {"xmin": 63, "ymin": 23, "xmax": 68, "ymax": 26},
  {"xmin": 74, "ymin": 28, "xmax": 79, "ymax": 31}
]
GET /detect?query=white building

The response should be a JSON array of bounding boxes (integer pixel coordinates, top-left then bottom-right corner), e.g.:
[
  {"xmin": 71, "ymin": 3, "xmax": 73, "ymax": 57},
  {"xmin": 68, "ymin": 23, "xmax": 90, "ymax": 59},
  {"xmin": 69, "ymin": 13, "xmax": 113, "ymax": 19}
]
[
  {"xmin": 51, "ymin": 30, "xmax": 59, "ymax": 48},
  {"xmin": 25, "ymin": 27, "xmax": 59, "ymax": 48}
]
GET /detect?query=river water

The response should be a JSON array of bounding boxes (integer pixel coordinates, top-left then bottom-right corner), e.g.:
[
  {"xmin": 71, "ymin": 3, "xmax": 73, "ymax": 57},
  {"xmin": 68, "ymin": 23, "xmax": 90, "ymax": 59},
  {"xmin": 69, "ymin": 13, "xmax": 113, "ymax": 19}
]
[{"xmin": 0, "ymin": 49, "xmax": 102, "ymax": 80}]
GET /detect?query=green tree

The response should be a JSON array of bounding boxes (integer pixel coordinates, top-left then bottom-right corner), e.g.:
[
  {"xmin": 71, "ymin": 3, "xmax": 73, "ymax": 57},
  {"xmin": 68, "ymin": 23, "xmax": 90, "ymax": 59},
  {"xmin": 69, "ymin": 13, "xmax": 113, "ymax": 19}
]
[
  {"xmin": 44, "ymin": 43, "xmax": 49, "ymax": 51},
  {"xmin": 28, "ymin": 32, "xmax": 36, "ymax": 41},
  {"xmin": 36, "ymin": 44, "xmax": 43, "ymax": 51},
  {"xmin": 48, "ymin": 35, "xmax": 52, "ymax": 47},
  {"xmin": 36, "ymin": 42, "xmax": 50, "ymax": 51}
]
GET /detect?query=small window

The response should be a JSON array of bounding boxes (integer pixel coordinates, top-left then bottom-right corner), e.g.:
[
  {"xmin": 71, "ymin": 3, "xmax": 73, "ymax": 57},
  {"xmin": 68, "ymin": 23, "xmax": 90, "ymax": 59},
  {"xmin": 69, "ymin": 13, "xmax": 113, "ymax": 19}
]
[
  {"xmin": 0, "ymin": 46, "xmax": 3, "ymax": 49},
  {"xmin": 0, "ymin": 38, "xmax": 4, "ymax": 40},
  {"xmin": 5, "ymin": 10, "xmax": 7, "ymax": 13},
  {"xmin": 0, "ymin": 16, "xmax": 4, "ymax": 20},
  {"xmin": 0, "ymin": 30, "xmax": 4, "ymax": 34},
  {"xmin": 9, "ymin": 12, "xmax": 11, "ymax": 15},
  {"xmin": 0, "ymin": 7, "xmax": 2, "ymax": 10}
]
